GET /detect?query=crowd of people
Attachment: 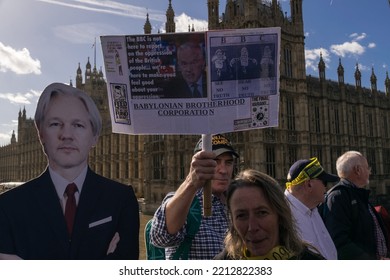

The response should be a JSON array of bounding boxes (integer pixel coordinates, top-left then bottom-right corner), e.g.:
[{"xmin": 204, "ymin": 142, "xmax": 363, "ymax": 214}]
[
  {"xmin": 0, "ymin": 83, "xmax": 389, "ymax": 260},
  {"xmin": 149, "ymin": 137, "xmax": 390, "ymax": 260}
]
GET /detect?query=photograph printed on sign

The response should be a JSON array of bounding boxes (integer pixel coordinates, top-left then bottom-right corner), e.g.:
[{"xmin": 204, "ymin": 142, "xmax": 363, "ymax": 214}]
[
  {"xmin": 208, "ymin": 31, "xmax": 278, "ymax": 101},
  {"xmin": 101, "ymin": 27, "xmax": 280, "ymax": 134},
  {"xmin": 126, "ymin": 32, "xmax": 206, "ymax": 99}
]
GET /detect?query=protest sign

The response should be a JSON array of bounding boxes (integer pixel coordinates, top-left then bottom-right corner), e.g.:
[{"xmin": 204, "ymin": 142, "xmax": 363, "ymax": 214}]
[{"xmin": 101, "ymin": 27, "xmax": 280, "ymax": 135}]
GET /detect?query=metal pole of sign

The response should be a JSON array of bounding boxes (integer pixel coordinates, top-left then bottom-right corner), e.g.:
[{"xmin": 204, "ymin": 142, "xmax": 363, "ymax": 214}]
[{"xmin": 201, "ymin": 134, "xmax": 212, "ymax": 217}]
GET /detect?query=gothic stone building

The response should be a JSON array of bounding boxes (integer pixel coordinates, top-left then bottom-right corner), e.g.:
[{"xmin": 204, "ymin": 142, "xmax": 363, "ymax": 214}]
[{"xmin": 1, "ymin": 0, "xmax": 390, "ymax": 213}]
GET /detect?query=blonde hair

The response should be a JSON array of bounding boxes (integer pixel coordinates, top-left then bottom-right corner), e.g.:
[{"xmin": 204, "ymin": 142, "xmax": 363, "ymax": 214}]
[{"xmin": 224, "ymin": 169, "xmax": 306, "ymax": 259}]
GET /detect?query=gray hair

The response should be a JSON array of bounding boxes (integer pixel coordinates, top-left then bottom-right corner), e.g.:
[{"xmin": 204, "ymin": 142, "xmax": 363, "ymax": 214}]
[
  {"xmin": 336, "ymin": 151, "xmax": 365, "ymax": 178},
  {"xmin": 34, "ymin": 83, "xmax": 102, "ymax": 137}
]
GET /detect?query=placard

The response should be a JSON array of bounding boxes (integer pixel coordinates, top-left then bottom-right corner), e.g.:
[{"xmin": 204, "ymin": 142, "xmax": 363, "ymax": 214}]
[{"xmin": 100, "ymin": 27, "xmax": 280, "ymax": 134}]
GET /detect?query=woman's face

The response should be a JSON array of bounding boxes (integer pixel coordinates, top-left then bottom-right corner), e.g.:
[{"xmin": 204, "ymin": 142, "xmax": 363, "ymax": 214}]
[{"xmin": 230, "ymin": 186, "xmax": 279, "ymax": 256}]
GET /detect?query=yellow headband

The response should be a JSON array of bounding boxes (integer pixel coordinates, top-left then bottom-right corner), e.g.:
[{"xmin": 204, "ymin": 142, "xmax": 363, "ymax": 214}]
[{"xmin": 286, "ymin": 157, "xmax": 324, "ymax": 189}]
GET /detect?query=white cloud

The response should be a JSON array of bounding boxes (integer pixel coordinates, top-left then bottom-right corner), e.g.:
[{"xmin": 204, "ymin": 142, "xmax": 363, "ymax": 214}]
[
  {"xmin": 305, "ymin": 48, "xmax": 330, "ymax": 71},
  {"xmin": 38, "ymin": 0, "xmax": 165, "ymax": 21},
  {"xmin": 350, "ymin": 32, "xmax": 367, "ymax": 41},
  {"xmin": 329, "ymin": 33, "xmax": 370, "ymax": 58},
  {"xmin": 330, "ymin": 41, "xmax": 365, "ymax": 57},
  {"xmin": 0, "ymin": 42, "xmax": 41, "ymax": 75},
  {"xmin": 0, "ymin": 132, "xmax": 13, "ymax": 146},
  {"xmin": 0, "ymin": 89, "xmax": 40, "ymax": 105},
  {"xmin": 39, "ymin": 1, "xmax": 209, "ymax": 36},
  {"xmin": 158, "ymin": 13, "xmax": 208, "ymax": 33},
  {"xmin": 175, "ymin": 13, "xmax": 208, "ymax": 32},
  {"xmin": 0, "ymin": 121, "xmax": 19, "ymax": 146}
]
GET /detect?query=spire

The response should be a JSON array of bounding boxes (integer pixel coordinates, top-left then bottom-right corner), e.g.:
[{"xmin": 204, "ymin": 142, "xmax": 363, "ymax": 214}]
[
  {"xmin": 385, "ymin": 71, "xmax": 390, "ymax": 96},
  {"xmin": 290, "ymin": 0, "xmax": 304, "ymax": 34},
  {"xmin": 354, "ymin": 63, "xmax": 361, "ymax": 89},
  {"xmin": 144, "ymin": 12, "xmax": 152, "ymax": 34},
  {"xmin": 85, "ymin": 57, "xmax": 92, "ymax": 82},
  {"xmin": 207, "ymin": 0, "xmax": 219, "ymax": 30},
  {"xmin": 370, "ymin": 67, "xmax": 377, "ymax": 92},
  {"xmin": 11, "ymin": 130, "xmax": 16, "ymax": 144},
  {"xmin": 86, "ymin": 57, "xmax": 91, "ymax": 71},
  {"xmin": 337, "ymin": 58, "xmax": 344, "ymax": 85},
  {"xmin": 187, "ymin": 22, "xmax": 195, "ymax": 33},
  {"xmin": 76, "ymin": 62, "xmax": 82, "ymax": 88},
  {"xmin": 165, "ymin": 0, "xmax": 175, "ymax": 33},
  {"xmin": 77, "ymin": 63, "xmax": 82, "ymax": 75},
  {"xmin": 318, "ymin": 52, "xmax": 326, "ymax": 82}
]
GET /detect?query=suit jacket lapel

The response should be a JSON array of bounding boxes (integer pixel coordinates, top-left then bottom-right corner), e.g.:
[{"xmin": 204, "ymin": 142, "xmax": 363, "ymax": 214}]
[{"xmin": 33, "ymin": 169, "xmax": 70, "ymax": 252}]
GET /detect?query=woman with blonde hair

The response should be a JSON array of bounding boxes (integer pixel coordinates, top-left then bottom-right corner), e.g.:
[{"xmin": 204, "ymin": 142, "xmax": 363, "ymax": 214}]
[{"xmin": 215, "ymin": 169, "xmax": 323, "ymax": 260}]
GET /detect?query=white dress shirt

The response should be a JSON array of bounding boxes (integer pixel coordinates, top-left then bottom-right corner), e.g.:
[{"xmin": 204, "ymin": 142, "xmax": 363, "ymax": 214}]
[
  {"xmin": 285, "ymin": 190, "xmax": 338, "ymax": 260},
  {"xmin": 49, "ymin": 166, "xmax": 87, "ymax": 213}
]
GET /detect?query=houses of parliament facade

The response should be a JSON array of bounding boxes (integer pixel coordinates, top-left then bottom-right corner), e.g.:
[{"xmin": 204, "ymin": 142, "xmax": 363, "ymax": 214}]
[{"xmin": 1, "ymin": 0, "xmax": 390, "ymax": 213}]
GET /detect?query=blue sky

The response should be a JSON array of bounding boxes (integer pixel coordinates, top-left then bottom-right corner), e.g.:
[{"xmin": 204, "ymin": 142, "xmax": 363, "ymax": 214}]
[{"xmin": 0, "ymin": 0, "xmax": 389, "ymax": 145}]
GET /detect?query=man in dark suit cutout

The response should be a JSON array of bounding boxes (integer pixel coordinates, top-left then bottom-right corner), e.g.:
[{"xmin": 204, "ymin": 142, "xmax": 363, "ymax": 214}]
[{"xmin": 0, "ymin": 83, "xmax": 139, "ymax": 260}]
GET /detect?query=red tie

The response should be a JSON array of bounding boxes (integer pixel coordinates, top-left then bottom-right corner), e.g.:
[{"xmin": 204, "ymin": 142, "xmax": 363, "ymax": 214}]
[{"xmin": 64, "ymin": 183, "xmax": 78, "ymax": 235}]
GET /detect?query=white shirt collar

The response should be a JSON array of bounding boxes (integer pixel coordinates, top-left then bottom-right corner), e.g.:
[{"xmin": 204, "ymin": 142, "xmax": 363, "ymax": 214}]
[{"xmin": 49, "ymin": 166, "xmax": 88, "ymax": 199}]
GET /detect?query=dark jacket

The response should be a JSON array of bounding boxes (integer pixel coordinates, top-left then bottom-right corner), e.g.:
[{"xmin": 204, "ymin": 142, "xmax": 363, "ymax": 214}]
[
  {"xmin": 324, "ymin": 178, "xmax": 389, "ymax": 259},
  {"xmin": 162, "ymin": 72, "xmax": 207, "ymax": 99},
  {"xmin": 0, "ymin": 168, "xmax": 139, "ymax": 260}
]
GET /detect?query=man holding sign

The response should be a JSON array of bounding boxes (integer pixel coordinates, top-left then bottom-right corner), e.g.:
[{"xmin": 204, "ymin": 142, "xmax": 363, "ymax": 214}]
[{"xmin": 149, "ymin": 134, "xmax": 239, "ymax": 259}]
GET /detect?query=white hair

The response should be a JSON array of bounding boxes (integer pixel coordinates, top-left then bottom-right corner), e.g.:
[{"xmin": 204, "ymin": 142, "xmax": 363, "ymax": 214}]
[{"xmin": 336, "ymin": 151, "xmax": 365, "ymax": 178}]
